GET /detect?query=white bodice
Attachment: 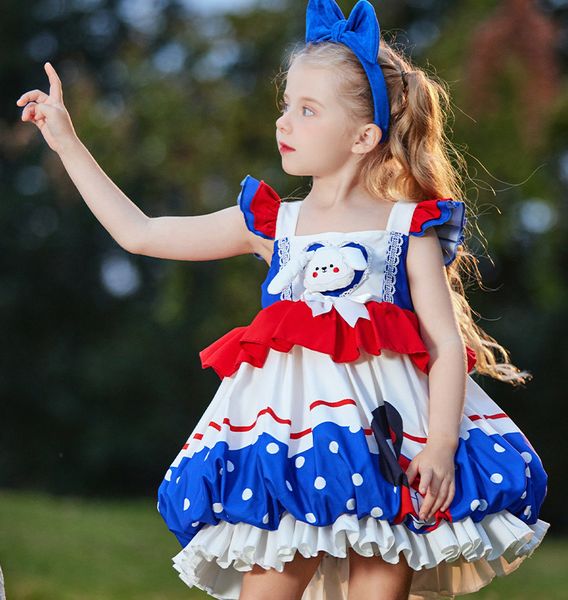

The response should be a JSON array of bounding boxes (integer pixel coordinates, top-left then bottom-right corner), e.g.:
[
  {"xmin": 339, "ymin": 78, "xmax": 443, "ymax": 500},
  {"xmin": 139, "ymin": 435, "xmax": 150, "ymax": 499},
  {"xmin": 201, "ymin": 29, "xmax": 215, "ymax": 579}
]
[{"xmin": 266, "ymin": 200, "xmax": 418, "ymax": 326}]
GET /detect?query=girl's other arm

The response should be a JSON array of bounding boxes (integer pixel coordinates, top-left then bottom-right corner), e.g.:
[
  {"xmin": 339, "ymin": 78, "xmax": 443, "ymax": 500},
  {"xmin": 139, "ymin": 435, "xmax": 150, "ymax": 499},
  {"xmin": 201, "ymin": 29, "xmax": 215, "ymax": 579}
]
[
  {"xmin": 17, "ymin": 62, "xmax": 258, "ymax": 261},
  {"xmin": 407, "ymin": 226, "xmax": 467, "ymax": 447},
  {"xmin": 405, "ymin": 226, "xmax": 466, "ymax": 519}
]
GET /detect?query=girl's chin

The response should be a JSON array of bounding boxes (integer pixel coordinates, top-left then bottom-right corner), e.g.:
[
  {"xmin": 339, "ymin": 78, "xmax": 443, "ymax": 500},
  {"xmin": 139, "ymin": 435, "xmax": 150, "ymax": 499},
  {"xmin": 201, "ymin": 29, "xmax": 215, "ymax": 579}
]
[{"xmin": 281, "ymin": 161, "xmax": 313, "ymax": 177}]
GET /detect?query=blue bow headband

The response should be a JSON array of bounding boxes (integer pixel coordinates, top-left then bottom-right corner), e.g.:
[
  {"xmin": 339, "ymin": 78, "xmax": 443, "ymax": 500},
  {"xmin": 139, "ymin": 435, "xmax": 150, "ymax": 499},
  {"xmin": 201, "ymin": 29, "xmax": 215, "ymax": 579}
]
[{"xmin": 306, "ymin": 0, "xmax": 390, "ymax": 142}]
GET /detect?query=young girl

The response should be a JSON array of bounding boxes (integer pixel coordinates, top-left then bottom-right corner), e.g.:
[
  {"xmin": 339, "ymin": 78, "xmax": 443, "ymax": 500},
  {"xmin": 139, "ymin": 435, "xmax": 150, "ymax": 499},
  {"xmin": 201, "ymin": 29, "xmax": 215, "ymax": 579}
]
[{"xmin": 17, "ymin": 1, "xmax": 550, "ymax": 599}]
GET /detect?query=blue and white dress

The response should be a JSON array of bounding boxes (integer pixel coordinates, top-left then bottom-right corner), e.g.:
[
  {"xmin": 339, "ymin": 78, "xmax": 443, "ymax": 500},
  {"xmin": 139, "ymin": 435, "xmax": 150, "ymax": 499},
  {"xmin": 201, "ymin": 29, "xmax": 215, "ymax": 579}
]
[{"xmin": 157, "ymin": 175, "xmax": 549, "ymax": 600}]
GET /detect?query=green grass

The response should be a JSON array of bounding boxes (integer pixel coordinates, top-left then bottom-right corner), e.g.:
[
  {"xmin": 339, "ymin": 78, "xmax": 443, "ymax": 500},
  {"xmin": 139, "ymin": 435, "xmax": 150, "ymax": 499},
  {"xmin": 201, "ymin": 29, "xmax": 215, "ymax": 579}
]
[
  {"xmin": 0, "ymin": 489, "xmax": 206, "ymax": 599},
  {"xmin": 0, "ymin": 489, "xmax": 565, "ymax": 599}
]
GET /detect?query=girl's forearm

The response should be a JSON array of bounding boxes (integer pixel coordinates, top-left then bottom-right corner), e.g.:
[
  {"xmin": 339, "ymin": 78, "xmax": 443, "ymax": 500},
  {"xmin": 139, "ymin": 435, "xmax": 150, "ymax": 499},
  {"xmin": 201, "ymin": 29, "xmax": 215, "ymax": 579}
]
[
  {"xmin": 57, "ymin": 136, "xmax": 149, "ymax": 252},
  {"xmin": 425, "ymin": 339, "xmax": 467, "ymax": 448}
]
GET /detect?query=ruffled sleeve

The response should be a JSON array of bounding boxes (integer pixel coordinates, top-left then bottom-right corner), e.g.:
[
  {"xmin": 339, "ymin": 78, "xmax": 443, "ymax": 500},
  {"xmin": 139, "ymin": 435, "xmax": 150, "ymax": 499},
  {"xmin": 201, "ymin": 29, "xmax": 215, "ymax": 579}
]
[
  {"xmin": 237, "ymin": 174, "xmax": 282, "ymax": 261},
  {"xmin": 409, "ymin": 199, "xmax": 466, "ymax": 267}
]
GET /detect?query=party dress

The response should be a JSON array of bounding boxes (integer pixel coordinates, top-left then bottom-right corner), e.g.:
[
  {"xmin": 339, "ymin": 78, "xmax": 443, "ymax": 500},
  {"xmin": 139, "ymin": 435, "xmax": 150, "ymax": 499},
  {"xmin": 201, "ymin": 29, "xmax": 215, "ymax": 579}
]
[{"xmin": 157, "ymin": 175, "xmax": 549, "ymax": 600}]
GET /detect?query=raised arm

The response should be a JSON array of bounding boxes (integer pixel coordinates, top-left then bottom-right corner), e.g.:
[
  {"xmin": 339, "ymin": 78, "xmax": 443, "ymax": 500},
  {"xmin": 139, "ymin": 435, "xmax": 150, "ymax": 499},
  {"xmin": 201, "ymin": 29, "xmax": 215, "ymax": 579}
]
[{"xmin": 16, "ymin": 62, "xmax": 258, "ymax": 262}]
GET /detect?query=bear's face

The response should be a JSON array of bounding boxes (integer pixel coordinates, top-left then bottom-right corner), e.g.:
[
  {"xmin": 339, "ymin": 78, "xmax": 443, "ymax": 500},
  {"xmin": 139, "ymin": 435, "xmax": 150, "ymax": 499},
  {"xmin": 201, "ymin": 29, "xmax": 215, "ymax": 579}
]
[{"xmin": 302, "ymin": 245, "xmax": 363, "ymax": 294}]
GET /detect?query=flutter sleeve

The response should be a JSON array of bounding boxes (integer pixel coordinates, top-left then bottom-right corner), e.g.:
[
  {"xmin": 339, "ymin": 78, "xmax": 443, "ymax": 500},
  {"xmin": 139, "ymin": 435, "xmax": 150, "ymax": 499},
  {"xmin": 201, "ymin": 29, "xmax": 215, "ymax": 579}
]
[
  {"xmin": 409, "ymin": 198, "xmax": 467, "ymax": 267},
  {"xmin": 237, "ymin": 174, "xmax": 282, "ymax": 261}
]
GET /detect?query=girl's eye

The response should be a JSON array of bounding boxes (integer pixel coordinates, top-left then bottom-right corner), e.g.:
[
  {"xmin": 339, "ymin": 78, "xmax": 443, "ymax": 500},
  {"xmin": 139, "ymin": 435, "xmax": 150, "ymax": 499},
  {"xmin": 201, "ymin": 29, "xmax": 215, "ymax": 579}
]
[{"xmin": 278, "ymin": 100, "xmax": 315, "ymax": 117}]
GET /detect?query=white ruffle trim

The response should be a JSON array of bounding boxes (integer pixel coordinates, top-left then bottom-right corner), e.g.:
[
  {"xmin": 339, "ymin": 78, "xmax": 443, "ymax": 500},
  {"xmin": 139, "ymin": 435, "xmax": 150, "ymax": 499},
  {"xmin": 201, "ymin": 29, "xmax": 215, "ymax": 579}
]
[{"xmin": 171, "ymin": 509, "xmax": 550, "ymax": 600}]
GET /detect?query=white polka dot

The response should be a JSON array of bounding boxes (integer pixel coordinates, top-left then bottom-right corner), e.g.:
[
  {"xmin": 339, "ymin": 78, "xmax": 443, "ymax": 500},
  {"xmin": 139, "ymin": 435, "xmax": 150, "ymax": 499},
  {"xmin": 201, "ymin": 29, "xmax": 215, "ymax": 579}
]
[
  {"xmin": 349, "ymin": 424, "xmax": 360, "ymax": 434},
  {"xmin": 183, "ymin": 498, "xmax": 190, "ymax": 511},
  {"xmin": 521, "ymin": 451, "xmax": 532, "ymax": 463},
  {"xmin": 393, "ymin": 486, "xmax": 397, "ymax": 493},
  {"xmin": 478, "ymin": 499, "xmax": 488, "ymax": 511},
  {"xmin": 329, "ymin": 441, "xmax": 339, "ymax": 453},
  {"xmin": 523, "ymin": 505, "xmax": 532, "ymax": 518},
  {"xmin": 521, "ymin": 491, "xmax": 527, "ymax": 500},
  {"xmin": 470, "ymin": 499, "xmax": 480, "ymax": 511},
  {"xmin": 227, "ymin": 460, "xmax": 235, "ymax": 472},
  {"xmin": 266, "ymin": 442, "xmax": 279, "ymax": 454},
  {"xmin": 462, "ymin": 430, "xmax": 470, "ymax": 440},
  {"xmin": 305, "ymin": 512, "xmax": 317, "ymax": 523},
  {"xmin": 212, "ymin": 502, "xmax": 223, "ymax": 513},
  {"xmin": 286, "ymin": 480, "xmax": 293, "ymax": 491},
  {"xmin": 295, "ymin": 456, "xmax": 305, "ymax": 468},
  {"xmin": 242, "ymin": 488, "xmax": 253, "ymax": 501},
  {"xmin": 262, "ymin": 513, "xmax": 269, "ymax": 524},
  {"xmin": 346, "ymin": 498, "xmax": 356, "ymax": 510},
  {"xmin": 176, "ymin": 476, "xmax": 181, "ymax": 484},
  {"xmin": 165, "ymin": 469, "xmax": 172, "ymax": 481},
  {"xmin": 204, "ymin": 451, "xmax": 210, "ymax": 461},
  {"xmin": 490, "ymin": 472, "xmax": 503, "ymax": 484},
  {"xmin": 493, "ymin": 443, "xmax": 506, "ymax": 453},
  {"xmin": 314, "ymin": 476, "xmax": 326, "ymax": 490},
  {"xmin": 525, "ymin": 466, "xmax": 531, "ymax": 478},
  {"xmin": 219, "ymin": 467, "xmax": 224, "ymax": 476},
  {"xmin": 191, "ymin": 521, "xmax": 200, "ymax": 527},
  {"xmin": 352, "ymin": 473, "xmax": 364, "ymax": 486},
  {"xmin": 370, "ymin": 506, "xmax": 383, "ymax": 518}
]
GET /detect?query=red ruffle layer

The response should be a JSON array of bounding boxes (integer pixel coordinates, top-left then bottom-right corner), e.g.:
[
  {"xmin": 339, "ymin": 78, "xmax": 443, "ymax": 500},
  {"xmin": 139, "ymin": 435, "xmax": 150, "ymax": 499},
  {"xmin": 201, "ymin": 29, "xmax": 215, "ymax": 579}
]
[
  {"xmin": 249, "ymin": 179, "xmax": 281, "ymax": 239},
  {"xmin": 199, "ymin": 300, "xmax": 477, "ymax": 379},
  {"xmin": 409, "ymin": 198, "xmax": 453, "ymax": 234}
]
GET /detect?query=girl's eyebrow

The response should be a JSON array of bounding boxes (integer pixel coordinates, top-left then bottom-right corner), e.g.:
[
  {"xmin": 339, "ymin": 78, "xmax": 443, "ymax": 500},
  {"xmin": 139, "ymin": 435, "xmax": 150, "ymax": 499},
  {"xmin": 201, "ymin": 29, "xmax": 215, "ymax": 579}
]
[{"xmin": 283, "ymin": 93, "xmax": 325, "ymax": 107}]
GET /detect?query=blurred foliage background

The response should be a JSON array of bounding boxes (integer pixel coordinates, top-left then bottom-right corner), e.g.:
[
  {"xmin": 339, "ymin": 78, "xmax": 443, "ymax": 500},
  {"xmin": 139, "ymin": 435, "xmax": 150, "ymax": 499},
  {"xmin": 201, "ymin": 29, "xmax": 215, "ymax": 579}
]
[{"xmin": 1, "ymin": 0, "xmax": 568, "ymax": 597}]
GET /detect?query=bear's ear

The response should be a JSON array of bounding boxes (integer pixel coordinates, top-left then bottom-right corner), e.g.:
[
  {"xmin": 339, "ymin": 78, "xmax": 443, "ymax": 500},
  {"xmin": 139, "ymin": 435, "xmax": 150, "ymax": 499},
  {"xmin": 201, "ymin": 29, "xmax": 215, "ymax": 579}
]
[
  {"xmin": 267, "ymin": 253, "xmax": 308, "ymax": 295},
  {"xmin": 339, "ymin": 246, "xmax": 368, "ymax": 271}
]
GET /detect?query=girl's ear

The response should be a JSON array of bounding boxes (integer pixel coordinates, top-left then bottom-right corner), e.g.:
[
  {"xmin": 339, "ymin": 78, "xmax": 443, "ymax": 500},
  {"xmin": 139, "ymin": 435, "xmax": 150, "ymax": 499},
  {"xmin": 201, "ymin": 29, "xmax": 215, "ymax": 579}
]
[{"xmin": 352, "ymin": 123, "xmax": 382, "ymax": 155}]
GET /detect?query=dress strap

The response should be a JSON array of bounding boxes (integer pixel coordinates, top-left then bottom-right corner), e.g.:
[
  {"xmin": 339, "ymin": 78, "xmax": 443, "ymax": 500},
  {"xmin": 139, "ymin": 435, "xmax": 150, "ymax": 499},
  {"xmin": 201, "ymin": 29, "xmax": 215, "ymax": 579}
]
[
  {"xmin": 386, "ymin": 200, "xmax": 418, "ymax": 235},
  {"xmin": 275, "ymin": 200, "xmax": 301, "ymax": 239}
]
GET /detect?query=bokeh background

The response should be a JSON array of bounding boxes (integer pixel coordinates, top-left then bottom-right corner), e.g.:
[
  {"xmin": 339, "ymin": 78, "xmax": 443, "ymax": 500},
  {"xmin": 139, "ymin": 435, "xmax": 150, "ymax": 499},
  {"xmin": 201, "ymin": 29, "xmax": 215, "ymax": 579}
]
[{"xmin": 1, "ymin": 0, "xmax": 567, "ymax": 598}]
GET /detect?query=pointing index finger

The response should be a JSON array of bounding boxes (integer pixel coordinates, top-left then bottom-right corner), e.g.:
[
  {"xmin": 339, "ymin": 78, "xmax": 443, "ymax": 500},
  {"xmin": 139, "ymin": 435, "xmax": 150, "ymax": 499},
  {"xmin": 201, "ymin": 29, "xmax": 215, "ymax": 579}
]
[{"xmin": 45, "ymin": 62, "xmax": 63, "ymax": 103}]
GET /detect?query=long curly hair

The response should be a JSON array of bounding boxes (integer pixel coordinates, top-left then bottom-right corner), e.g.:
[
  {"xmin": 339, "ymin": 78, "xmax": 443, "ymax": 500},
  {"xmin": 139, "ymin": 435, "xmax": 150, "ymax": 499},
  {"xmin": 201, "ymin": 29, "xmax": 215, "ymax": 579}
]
[{"xmin": 275, "ymin": 39, "xmax": 531, "ymax": 386}]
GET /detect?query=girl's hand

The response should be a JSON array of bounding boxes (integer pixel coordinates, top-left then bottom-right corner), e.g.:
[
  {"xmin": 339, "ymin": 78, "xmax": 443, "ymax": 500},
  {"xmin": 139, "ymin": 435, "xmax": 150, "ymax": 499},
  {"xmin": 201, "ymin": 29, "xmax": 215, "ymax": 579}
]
[
  {"xmin": 16, "ymin": 62, "xmax": 79, "ymax": 154},
  {"xmin": 405, "ymin": 439, "xmax": 457, "ymax": 521}
]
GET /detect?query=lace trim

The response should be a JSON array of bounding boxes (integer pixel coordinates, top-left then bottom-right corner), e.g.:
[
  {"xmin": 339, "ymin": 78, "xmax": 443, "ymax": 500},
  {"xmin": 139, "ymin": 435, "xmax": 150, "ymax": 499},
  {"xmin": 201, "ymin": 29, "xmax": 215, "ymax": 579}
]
[
  {"xmin": 382, "ymin": 231, "xmax": 404, "ymax": 303},
  {"xmin": 277, "ymin": 236, "xmax": 292, "ymax": 300}
]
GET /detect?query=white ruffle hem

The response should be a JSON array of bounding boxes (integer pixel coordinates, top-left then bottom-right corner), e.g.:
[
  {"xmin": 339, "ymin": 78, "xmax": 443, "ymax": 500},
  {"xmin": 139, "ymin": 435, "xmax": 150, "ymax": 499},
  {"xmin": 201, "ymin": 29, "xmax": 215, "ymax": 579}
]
[{"xmin": 171, "ymin": 508, "xmax": 550, "ymax": 599}]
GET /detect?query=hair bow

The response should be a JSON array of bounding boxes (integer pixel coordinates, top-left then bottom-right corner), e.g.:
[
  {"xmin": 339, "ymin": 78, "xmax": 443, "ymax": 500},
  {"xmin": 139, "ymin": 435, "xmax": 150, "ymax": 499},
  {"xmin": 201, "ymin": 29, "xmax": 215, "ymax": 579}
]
[{"xmin": 305, "ymin": 0, "xmax": 390, "ymax": 142}]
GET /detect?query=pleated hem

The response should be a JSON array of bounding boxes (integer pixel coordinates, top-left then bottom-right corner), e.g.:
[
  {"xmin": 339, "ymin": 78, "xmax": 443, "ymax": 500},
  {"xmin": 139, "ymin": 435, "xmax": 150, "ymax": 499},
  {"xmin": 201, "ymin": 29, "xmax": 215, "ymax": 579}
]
[{"xmin": 170, "ymin": 509, "xmax": 550, "ymax": 599}]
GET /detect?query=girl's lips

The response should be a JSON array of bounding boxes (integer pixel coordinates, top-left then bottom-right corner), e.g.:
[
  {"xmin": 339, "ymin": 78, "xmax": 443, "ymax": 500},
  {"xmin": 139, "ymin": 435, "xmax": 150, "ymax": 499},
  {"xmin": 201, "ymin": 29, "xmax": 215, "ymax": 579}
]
[{"xmin": 279, "ymin": 142, "xmax": 296, "ymax": 152}]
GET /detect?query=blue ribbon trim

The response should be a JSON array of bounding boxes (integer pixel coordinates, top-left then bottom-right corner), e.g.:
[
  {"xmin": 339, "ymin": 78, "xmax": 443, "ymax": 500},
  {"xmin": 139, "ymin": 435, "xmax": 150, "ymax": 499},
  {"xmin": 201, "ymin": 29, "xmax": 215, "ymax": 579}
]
[{"xmin": 409, "ymin": 200, "xmax": 467, "ymax": 267}]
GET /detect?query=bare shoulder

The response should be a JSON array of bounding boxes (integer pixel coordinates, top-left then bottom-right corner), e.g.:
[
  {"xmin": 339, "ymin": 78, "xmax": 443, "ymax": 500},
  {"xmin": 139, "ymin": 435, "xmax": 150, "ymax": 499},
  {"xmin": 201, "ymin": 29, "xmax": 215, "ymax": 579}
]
[{"xmin": 407, "ymin": 225, "xmax": 444, "ymax": 276}]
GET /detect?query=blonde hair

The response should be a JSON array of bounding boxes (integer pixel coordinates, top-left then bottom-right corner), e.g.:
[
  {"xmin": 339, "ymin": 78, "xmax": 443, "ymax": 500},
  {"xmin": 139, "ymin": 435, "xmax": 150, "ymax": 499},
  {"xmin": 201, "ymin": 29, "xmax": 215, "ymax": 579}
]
[{"xmin": 275, "ymin": 39, "xmax": 531, "ymax": 386}]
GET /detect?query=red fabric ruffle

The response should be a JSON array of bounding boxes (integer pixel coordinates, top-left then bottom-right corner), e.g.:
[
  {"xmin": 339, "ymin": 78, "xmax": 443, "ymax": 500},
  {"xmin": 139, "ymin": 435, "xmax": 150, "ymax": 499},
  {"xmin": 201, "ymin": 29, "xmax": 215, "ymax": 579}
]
[
  {"xmin": 199, "ymin": 300, "xmax": 477, "ymax": 379},
  {"xmin": 409, "ymin": 198, "xmax": 453, "ymax": 234},
  {"xmin": 249, "ymin": 179, "xmax": 281, "ymax": 239}
]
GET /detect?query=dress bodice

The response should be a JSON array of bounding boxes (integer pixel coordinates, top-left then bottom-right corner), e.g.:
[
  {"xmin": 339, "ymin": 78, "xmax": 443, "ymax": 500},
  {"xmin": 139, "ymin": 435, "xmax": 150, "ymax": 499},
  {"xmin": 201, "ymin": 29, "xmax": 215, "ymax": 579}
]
[
  {"xmin": 262, "ymin": 200, "xmax": 420, "ymax": 326},
  {"xmin": 237, "ymin": 175, "xmax": 466, "ymax": 321}
]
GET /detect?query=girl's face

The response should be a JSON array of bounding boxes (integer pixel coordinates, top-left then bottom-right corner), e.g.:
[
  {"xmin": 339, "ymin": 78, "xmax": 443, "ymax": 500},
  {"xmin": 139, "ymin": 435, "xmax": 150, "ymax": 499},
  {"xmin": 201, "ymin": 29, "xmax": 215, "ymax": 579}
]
[{"xmin": 276, "ymin": 60, "xmax": 364, "ymax": 177}]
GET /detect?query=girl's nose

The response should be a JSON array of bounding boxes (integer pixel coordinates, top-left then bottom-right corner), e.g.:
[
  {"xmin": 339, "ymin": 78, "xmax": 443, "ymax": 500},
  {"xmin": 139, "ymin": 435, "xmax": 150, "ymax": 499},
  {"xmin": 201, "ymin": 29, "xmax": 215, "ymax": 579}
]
[{"xmin": 276, "ymin": 112, "xmax": 290, "ymax": 132}]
